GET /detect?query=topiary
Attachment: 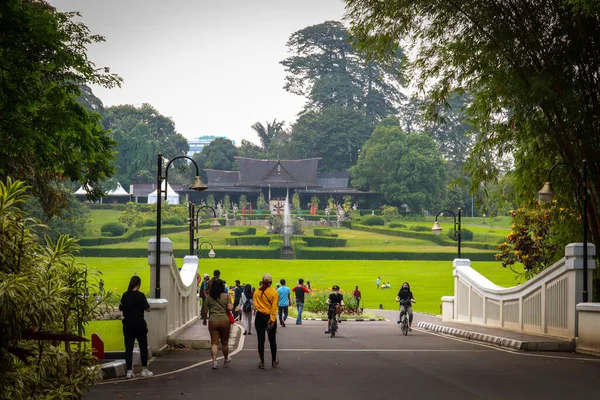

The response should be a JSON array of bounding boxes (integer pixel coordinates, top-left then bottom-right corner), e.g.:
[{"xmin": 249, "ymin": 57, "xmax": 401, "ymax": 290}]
[
  {"xmin": 447, "ymin": 228, "xmax": 474, "ymax": 241},
  {"xmin": 361, "ymin": 215, "xmax": 385, "ymax": 226},
  {"xmin": 100, "ymin": 222, "xmax": 126, "ymax": 237},
  {"xmin": 388, "ymin": 223, "xmax": 407, "ymax": 229}
]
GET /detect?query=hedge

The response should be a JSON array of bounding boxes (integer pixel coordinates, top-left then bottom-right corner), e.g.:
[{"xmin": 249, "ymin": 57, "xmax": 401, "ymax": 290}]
[
  {"xmin": 79, "ymin": 241, "xmax": 283, "ymax": 259},
  {"xmin": 78, "ymin": 226, "xmax": 187, "ymax": 246},
  {"xmin": 87, "ymin": 204, "xmax": 127, "ymax": 211},
  {"xmin": 225, "ymin": 236, "xmax": 271, "ymax": 246},
  {"xmin": 361, "ymin": 215, "xmax": 385, "ymax": 226},
  {"xmin": 292, "ymin": 241, "xmax": 495, "ymax": 261},
  {"xmin": 388, "ymin": 223, "xmax": 407, "ymax": 228},
  {"xmin": 100, "ymin": 222, "xmax": 126, "ymax": 237},
  {"xmin": 299, "ymin": 237, "xmax": 347, "ymax": 247},
  {"xmin": 358, "ymin": 210, "xmax": 382, "ymax": 216},
  {"xmin": 313, "ymin": 228, "xmax": 338, "ymax": 237},
  {"xmin": 230, "ymin": 227, "xmax": 257, "ymax": 236},
  {"xmin": 409, "ymin": 225, "xmax": 430, "ymax": 232},
  {"xmin": 340, "ymin": 220, "xmax": 352, "ymax": 228}
]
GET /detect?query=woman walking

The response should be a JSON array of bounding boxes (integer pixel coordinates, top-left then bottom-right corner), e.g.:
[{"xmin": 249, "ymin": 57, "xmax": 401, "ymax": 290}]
[
  {"xmin": 253, "ymin": 273, "xmax": 279, "ymax": 369},
  {"xmin": 201, "ymin": 278, "xmax": 233, "ymax": 369},
  {"xmin": 119, "ymin": 276, "xmax": 153, "ymax": 379},
  {"xmin": 241, "ymin": 284, "xmax": 253, "ymax": 335}
]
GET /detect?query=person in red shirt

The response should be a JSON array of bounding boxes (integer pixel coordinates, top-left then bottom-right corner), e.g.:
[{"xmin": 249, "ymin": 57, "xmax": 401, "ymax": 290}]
[
  {"xmin": 353, "ymin": 286, "xmax": 361, "ymax": 310},
  {"xmin": 292, "ymin": 278, "xmax": 310, "ymax": 325}
]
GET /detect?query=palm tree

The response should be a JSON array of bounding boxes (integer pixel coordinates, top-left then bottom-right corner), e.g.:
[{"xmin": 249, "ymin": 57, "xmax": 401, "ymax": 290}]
[{"xmin": 251, "ymin": 119, "xmax": 286, "ymax": 150}]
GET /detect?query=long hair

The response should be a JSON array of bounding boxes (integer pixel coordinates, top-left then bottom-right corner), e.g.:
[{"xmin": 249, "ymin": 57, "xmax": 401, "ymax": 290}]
[
  {"xmin": 128, "ymin": 276, "xmax": 141, "ymax": 292},
  {"xmin": 402, "ymin": 282, "xmax": 410, "ymax": 291},
  {"xmin": 209, "ymin": 278, "xmax": 224, "ymax": 299},
  {"xmin": 244, "ymin": 283, "xmax": 252, "ymax": 299}
]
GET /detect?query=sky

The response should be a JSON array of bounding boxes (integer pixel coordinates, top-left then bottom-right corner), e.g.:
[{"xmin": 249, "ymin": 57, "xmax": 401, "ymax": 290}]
[{"xmin": 50, "ymin": 0, "xmax": 348, "ymax": 145}]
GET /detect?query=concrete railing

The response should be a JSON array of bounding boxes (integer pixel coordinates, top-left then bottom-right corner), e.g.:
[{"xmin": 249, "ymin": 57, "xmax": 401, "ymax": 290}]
[
  {"xmin": 576, "ymin": 303, "xmax": 600, "ymax": 356},
  {"xmin": 442, "ymin": 243, "xmax": 596, "ymax": 339},
  {"xmin": 146, "ymin": 238, "xmax": 199, "ymax": 353}
]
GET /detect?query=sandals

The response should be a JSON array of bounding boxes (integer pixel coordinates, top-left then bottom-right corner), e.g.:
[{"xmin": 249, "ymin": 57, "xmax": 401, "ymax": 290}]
[{"xmin": 272, "ymin": 359, "xmax": 279, "ymax": 367}]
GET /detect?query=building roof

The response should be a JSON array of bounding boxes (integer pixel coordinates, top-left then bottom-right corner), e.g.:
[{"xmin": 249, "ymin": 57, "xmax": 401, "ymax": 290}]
[
  {"xmin": 74, "ymin": 182, "xmax": 129, "ymax": 196},
  {"xmin": 130, "ymin": 183, "xmax": 187, "ymax": 197}
]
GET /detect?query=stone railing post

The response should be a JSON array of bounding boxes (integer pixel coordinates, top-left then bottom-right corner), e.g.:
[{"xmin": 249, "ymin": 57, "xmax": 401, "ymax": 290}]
[
  {"xmin": 146, "ymin": 299, "xmax": 168, "ymax": 354},
  {"xmin": 148, "ymin": 237, "xmax": 173, "ymax": 300}
]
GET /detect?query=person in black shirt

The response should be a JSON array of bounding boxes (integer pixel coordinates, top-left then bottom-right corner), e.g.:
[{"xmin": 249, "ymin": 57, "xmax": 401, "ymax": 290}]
[
  {"xmin": 233, "ymin": 280, "xmax": 243, "ymax": 320},
  {"xmin": 119, "ymin": 276, "xmax": 152, "ymax": 379},
  {"xmin": 325, "ymin": 285, "xmax": 344, "ymax": 334},
  {"xmin": 293, "ymin": 278, "xmax": 310, "ymax": 325},
  {"xmin": 395, "ymin": 282, "xmax": 416, "ymax": 331}
]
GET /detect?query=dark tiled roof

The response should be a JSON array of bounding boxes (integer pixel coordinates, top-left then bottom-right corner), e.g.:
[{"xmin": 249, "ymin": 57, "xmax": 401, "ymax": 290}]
[
  {"xmin": 234, "ymin": 157, "xmax": 322, "ymax": 188},
  {"xmin": 316, "ymin": 172, "xmax": 350, "ymax": 188},
  {"xmin": 206, "ymin": 170, "xmax": 240, "ymax": 186}
]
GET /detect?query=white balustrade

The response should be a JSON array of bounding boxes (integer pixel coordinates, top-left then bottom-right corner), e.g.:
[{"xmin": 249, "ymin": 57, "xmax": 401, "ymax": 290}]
[
  {"xmin": 147, "ymin": 238, "xmax": 200, "ymax": 352},
  {"xmin": 442, "ymin": 243, "xmax": 596, "ymax": 339}
]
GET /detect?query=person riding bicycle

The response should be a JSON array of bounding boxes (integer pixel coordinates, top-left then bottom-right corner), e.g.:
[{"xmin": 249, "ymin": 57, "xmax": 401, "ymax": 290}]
[
  {"xmin": 325, "ymin": 285, "xmax": 344, "ymax": 334},
  {"xmin": 395, "ymin": 282, "xmax": 416, "ymax": 332}
]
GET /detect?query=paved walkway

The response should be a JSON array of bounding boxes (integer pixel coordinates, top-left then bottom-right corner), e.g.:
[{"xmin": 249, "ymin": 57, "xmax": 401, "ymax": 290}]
[{"xmin": 87, "ymin": 313, "xmax": 599, "ymax": 400}]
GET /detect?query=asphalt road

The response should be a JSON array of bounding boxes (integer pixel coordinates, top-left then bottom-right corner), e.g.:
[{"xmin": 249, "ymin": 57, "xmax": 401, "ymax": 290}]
[{"xmin": 86, "ymin": 316, "xmax": 600, "ymax": 400}]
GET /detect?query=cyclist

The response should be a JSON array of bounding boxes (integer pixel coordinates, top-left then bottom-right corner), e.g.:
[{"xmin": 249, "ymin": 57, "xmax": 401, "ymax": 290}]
[
  {"xmin": 325, "ymin": 285, "xmax": 344, "ymax": 334},
  {"xmin": 395, "ymin": 282, "xmax": 416, "ymax": 331}
]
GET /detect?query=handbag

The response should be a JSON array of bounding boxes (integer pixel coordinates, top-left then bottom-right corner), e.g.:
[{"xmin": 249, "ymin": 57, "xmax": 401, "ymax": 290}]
[{"xmin": 215, "ymin": 297, "xmax": 235, "ymax": 325}]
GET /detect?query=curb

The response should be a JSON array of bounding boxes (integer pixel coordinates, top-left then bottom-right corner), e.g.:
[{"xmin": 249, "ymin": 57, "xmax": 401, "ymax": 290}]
[
  {"xmin": 99, "ymin": 360, "xmax": 126, "ymax": 379},
  {"xmin": 416, "ymin": 322, "xmax": 575, "ymax": 352}
]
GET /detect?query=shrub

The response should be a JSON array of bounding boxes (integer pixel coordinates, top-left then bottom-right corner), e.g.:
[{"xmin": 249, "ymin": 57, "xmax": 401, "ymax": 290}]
[
  {"xmin": 388, "ymin": 223, "xmax": 407, "ymax": 229},
  {"xmin": 142, "ymin": 218, "xmax": 157, "ymax": 227},
  {"xmin": 163, "ymin": 216, "xmax": 185, "ymax": 225},
  {"xmin": 313, "ymin": 228, "xmax": 338, "ymax": 237},
  {"xmin": 340, "ymin": 220, "xmax": 352, "ymax": 228},
  {"xmin": 300, "ymin": 237, "xmax": 347, "ymax": 247},
  {"xmin": 447, "ymin": 228, "xmax": 474, "ymax": 241},
  {"xmin": 410, "ymin": 225, "xmax": 430, "ymax": 232},
  {"xmin": 380, "ymin": 205, "xmax": 399, "ymax": 221},
  {"xmin": 100, "ymin": 222, "xmax": 126, "ymax": 237},
  {"xmin": 225, "ymin": 236, "xmax": 270, "ymax": 246},
  {"xmin": 361, "ymin": 215, "xmax": 385, "ymax": 226},
  {"xmin": 230, "ymin": 227, "xmax": 257, "ymax": 236},
  {"xmin": 316, "ymin": 210, "xmax": 325, "ymax": 215}
]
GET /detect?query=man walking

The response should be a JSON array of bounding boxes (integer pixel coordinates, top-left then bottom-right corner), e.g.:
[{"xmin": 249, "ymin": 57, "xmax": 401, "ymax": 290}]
[
  {"xmin": 199, "ymin": 274, "xmax": 210, "ymax": 305},
  {"xmin": 353, "ymin": 286, "xmax": 361, "ymax": 310},
  {"xmin": 233, "ymin": 280, "xmax": 243, "ymax": 320},
  {"xmin": 277, "ymin": 279, "xmax": 291, "ymax": 327},
  {"xmin": 293, "ymin": 279, "xmax": 310, "ymax": 325}
]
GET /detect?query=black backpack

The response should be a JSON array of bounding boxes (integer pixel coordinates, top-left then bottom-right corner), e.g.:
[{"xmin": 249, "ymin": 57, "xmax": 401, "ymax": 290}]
[{"xmin": 242, "ymin": 298, "xmax": 252, "ymax": 312}]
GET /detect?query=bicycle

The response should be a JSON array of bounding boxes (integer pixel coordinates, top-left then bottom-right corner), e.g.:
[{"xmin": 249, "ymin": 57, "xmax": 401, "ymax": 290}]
[
  {"xmin": 328, "ymin": 304, "xmax": 342, "ymax": 338},
  {"xmin": 398, "ymin": 299, "xmax": 412, "ymax": 336}
]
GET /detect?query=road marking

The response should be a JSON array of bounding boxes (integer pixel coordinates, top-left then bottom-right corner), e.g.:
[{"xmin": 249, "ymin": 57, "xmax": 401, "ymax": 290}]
[
  {"xmin": 414, "ymin": 328, "xmax": 600, "ymax": 362},
  {"xmin": 241, "ymin": 348, "xmax": 493, "ymax": 352},
  {"xmin": 96, "ymin": 324, "xmax": 247, "ymax": 385}
]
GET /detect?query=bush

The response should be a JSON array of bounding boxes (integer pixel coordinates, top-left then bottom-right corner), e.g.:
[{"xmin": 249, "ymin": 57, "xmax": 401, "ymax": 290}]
[
  {"xmin": 163, "ymin": 216, "xmax": 185, "ymax": 225},
  {"xmin": 340, "ymin": 220, "xmax": 352, "ymax": 228},
  {"xmin": 87, "ymin": 203, "xmax": 127, "ymax": 210},
  {"xmin": 142, "ymin": 218, "xmax": 156, "ymax": 227},
  {"xmin": 100, "ymin": 222, "xmax": 126, "ymax": 237},
  {"xmin": 358, "ymin": 210, "xmax": 382, "ymax": 216},
  {"xmin": 78, "ymin": 226, "xmax": 187, "ymax": 246},
  {"xmin": 230, "ymin": 227, "xmax": 257, "ymax": 236},
  {"xmin": 225, "ymin": 236, "xmax": 270, "ymax": 246},
  {"xmin": 380, "ymin": 205, "xmax": 399, "ymax": 221},
  {"xmin": 448, "ymin": 228, "xmax": 474, "ymax": 241},
  {"xmin": 361, "ymin": 215, "xmax": 385, "ymax": 226},
  {"xmin": 299, "ymin": 237, "xmax": 347, "ymax": 247},
  {"xmin": 316, "ymin": 210, "xmax": 325, "ymax": 215},
  {"xmin": 410, "ymin": 225, "xmax": 430, "ymax": 232},
  {"xmin": 388, "ymin": 223, "xmax": 407, "ymax": 229},
  {"xmin": 313, "ymin": 228, "xmax": 338, "ymax": 237}
]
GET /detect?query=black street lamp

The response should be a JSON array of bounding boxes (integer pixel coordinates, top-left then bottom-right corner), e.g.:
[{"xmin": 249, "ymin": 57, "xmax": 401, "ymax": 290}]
[
  {"xmin": 431, "ymin": 208, "xmax": 462, "ymax": 258},
  {"xmin": 537, "ymin": 159, "xmax": 589, "ymax": 302},
  {"xmin": 155, "ymin": 153, "xmax": 207, "ymax": 298},
  {"xmin": 194, "ymin": 239, "xmax": 216, "ymax": 259},
  {"xmin": 188, "ymin": 204, "xmax": 220, "ymax": 254}
]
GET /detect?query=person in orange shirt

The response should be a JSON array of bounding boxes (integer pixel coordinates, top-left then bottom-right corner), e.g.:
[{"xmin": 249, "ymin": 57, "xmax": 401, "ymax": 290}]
[{"xmin": 253, "ymin": 273, "xmax": 279, "ymax": 369}]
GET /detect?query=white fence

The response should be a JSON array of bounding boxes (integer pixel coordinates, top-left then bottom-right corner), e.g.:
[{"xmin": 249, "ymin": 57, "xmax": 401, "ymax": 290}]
[
  {"xmin": 442, "ymin": 243, "xmax": 596, "ymax": 339},
  {"xmin": 146, "ymin": 238, "xmax": 199, "ymax": 352}
]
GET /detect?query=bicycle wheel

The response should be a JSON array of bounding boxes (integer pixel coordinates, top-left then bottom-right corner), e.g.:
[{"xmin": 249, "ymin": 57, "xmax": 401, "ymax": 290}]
[{"xmin": 402, "ymin": 318, "xmax": 408, "ymax": 336}]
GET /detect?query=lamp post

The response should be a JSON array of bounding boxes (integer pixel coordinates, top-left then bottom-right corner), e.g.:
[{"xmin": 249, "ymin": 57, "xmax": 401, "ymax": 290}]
[
  {"xmin": 189, "ymin": 204, "xmax": 220, "ymax": 255},
  {"xmin": 194, "ymin": 239, "xmax": 216, "ymax": 259},
  {"xmin": 155, "ymin": 153, "xmax": 207, "ymax": 298},
  {"xmin": 431, "ymin": 208, "xmax": 462, "ymax": 258},
  {"xmin": 537, "ymin": 159, "xmax": 589, "ymax": 302}
]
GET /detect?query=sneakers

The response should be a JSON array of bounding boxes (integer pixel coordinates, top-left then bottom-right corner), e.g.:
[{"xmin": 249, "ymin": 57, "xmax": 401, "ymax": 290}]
[
  {"xmin": 224, "ymin": 359, "xmax": 231, "ymax": 367},
  {"xmin": 126, "ymin": 370, "xmax": 134, "ymax": 379},
  {"xmin": 280, "ymin": 319, "xmax": 286, "ymax": 327},
  {"xmin": 141, "ymin": 368, "xmax": 153, "ymax": 377},
  {"xmin": 247, "ymin": 332, "xmax": 252, "ymax": 335},
  {"xmin": 408, "ymin": 327, "xmax": 412, "ymax": 332},
  {"xmin": 212, "ymin": 361, "xmax": 218, "ymax": 369},
  {"xmin": 258, "ymin": 362, "xmax": 265, "ymax": 369},
  {"xmin": 272, "ymin": 359, "xmax": 279, "ymax": 368},
  {"xmin": 325, "ymin": 330, "xmax": 331, "ymax": 334},
  {"xmin": 338, "ymin": 318, "xmax": 342, "ymax": 323},
  {"xmin": 397, "ymin": 320, "xmax": 401, "ymax": 324},
  {"xmin": 243, "ymin": 331, "xmax": 247, "ymax": 335}
]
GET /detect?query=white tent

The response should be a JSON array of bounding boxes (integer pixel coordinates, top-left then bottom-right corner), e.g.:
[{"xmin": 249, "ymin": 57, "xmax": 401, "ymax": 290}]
[
  {"xmin": 74, "ymin": 182, "xmax": 130, "ymax": 203},
  {"xmin": 147, "ymin": 181, "xmax": 180, "ymax": 205}
]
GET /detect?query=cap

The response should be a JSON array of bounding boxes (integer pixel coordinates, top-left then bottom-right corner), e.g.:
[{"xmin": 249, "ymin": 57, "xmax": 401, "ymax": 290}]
[
  {"xmin": 203, "ymin": 273, "xmax": 209, "ymax": 277},
  {"xmin": 262, "ymin": 273, "xmax": 273, "ymax": 283},
  {"xmin": 332, "ymin": 285, "xmax": 340, "ymax": 290}
]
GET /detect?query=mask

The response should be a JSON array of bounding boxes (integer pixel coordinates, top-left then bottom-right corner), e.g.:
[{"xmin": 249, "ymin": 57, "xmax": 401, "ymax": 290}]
[
  {"xmin": 333, "ymin": 291, "xmax": 339, "ymax": 295},
  {"xmin": 403, "ymin": 287, "xmax": 408, "ymax": 291}
]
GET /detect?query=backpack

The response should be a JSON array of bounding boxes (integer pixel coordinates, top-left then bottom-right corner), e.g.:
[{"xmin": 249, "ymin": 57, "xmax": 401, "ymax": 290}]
[{"xmin": 242, "ymin": 298, "xmax": 252, "ymax": 312}]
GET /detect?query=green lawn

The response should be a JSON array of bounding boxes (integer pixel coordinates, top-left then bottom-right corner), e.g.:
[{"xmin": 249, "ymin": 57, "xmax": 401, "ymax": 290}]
[
  {"xmin": 85, "ymin": 210, "xmax": 124, "ymax": 237},
  {"xmin": 86, "ymin": 320, "xmax": 123, "ymax": 351}
]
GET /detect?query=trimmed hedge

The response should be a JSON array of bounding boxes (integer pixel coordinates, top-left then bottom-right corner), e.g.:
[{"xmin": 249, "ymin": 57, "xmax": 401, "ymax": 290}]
[
  {"xmin": 358, "ymin": 210, "xmax": 382, "ymax": 216},
  {"xmin": 292, "ymin": 241, "xmax": 494, "ymax": 261},
  {"xmin": 313, "ymin": 228, "xmax": 338, "ymax": 237},
  {"xmin": 388, "ymin": 223, "xmax": 407, "ymax": 229},
  {"xmin": 448, "ymin": 228, "xmax": 474, "ymax": 241},
  {"xmin": 100, "ymin": 222, "xmax": 126, "ymax": 237},
  {"xmin": 78, "ymin": 226, "xmax": 187, "ymax": 246},
  {"xmin": 299, "ymin": 237, "xmax": 347, "ymax": 247},
  {"xmin": 79, "ymin": 240, "xmax": 283, "ymax": 259},
  {"xmin": 340, "ymin": 220, "xmax": 352, "ymax": 228},
  {"xmin": 360, "ymin": 215, "xmax": 385, "ymax": 226},
  {"xmin": 410, "ymin": 225, "xmax": 430, "ymax": 232},
  {"xmin": 225, "ymin": 236, "xmax": 270, "ymax": 246},
  {"xmin": 230, "ymin": 227, "xmax": 257, "ymax": 236},
  {"xmin": 87, "ymin": 204, "xmax": 127, "ymax": 211}
]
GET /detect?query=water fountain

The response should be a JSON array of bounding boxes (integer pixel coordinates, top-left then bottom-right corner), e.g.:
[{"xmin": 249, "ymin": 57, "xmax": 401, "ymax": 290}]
[{"xmin": 281, "ymin": 195, "xmax": 294, "ymax": 259}]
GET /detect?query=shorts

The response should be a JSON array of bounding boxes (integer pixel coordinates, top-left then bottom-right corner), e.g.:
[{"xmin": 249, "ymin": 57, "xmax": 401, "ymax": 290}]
[
  {"xmin": 208, "ymin": 320, "xmax": 230, "ymax": 345},
  {"xmin": 327, "ymin": 307, "xmax": 338, "ymax": 320}
]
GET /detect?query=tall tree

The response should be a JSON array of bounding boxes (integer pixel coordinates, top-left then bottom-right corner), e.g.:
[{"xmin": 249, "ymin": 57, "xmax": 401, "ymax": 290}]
[
  {"xmin": 281, "ymin": 21, "xmax": 404, "ymax": 121},
  {"xmin": 351, "ymin": 117, "xmax": 446, "ymax": 212},
  {"xmin": 238, "ymin": 139, "xmax": 267, "ymax": 159},
  {"xmin": 0, "ymin": 0, "xmax": 121, "ymax": 216},
  {"xmin": 251, "ymin": 119, "xmax": 286, "ymax": 150},
  {"xmin": 346, "ymin": 0, "xmax": 600, "ymax": 275},
  {"xmin": 291, "ymin": 106, "xmax": 374, "ymax": 172},
  {"xmin": 191, "ymin": 138, "xmax": 239, "ymax": 182},
  {"xmin": 112, "ymin": 123, "xmax": 157, "ymax": 188}
]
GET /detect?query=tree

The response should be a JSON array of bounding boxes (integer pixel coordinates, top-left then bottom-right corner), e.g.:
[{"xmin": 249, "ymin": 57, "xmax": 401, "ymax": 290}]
[
  {"xmin": 291, "ymin": 107, "xmax": 374, "ymax": 172},
  {"xmin": 0, "ymin": 0, "xmax": 121, "ymax": 216},
  {"xmin": 112, "ymin": 123, "xmax": 157, "ymax": 188},
  {"xmin": 346, "ymin": 0, "xmax": 600, "ymax": 262},
  {"xmin": 103, "ymin": 103, "xmax": 189, "ymax": 162},
  {"xmin": 251, "ymin": 119, "xmax": 286, "ymax": 150},
  {"xmin": 0, "ymin": 178, "xmax": 111, "ymax": 398},
  {"xmin": 351, "ymin": 117, "xmax": 446, "ymax": 212},
  {"xmin": 281, "ymin": 21, "xmax": 405, "ymax": 121},
  {"xmin": 24, "ymin": 192, "xmax": 90, "ymax": 242},
  {"xmin": 238, "ymin": 139, "xmax": 266, "ymax": 159}
]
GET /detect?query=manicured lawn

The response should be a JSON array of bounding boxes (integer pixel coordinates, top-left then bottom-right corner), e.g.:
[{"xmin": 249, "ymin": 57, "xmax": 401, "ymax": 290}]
[
  {"xmin": 86, "ymin": 320, "xmax": 124, "ymax": 351},
  {"xmin": 85, "ymin": 210, "xmax": 124, "ymax": 237}
]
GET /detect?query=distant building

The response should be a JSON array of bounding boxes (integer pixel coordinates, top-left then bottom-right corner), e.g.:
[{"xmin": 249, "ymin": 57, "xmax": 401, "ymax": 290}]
[
  {"xmin": 74, "ymin": 182, "xmax": 130, "ymax": 204},
  {"xmin": 187, "ymin": 135, "xmax": 235, "ymax": 157}
]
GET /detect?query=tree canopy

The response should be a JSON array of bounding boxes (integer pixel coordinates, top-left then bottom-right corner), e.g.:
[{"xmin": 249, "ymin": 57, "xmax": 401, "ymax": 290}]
[
  {"xmin": 281, "ymin": 21, "xmax": 405, "ymax": 121},
  {"xmin": 351, "ymin": 118, "xmax": 446, "ymax": 212},
  {"xmin": 0, "ymin": 0, "xmax": 121, "ymax": 216}
]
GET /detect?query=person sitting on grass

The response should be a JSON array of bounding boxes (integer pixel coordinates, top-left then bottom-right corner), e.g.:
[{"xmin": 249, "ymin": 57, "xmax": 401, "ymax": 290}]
[{"xmin": 325, "ymin": 285, "xmax": 344, "ymax": 334}]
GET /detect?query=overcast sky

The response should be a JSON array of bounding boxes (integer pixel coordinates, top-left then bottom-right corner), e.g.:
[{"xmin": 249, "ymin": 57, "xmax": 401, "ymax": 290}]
[{"xmin": 50, "ymin": 0, "xmax": 347, "ymax": 145}]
